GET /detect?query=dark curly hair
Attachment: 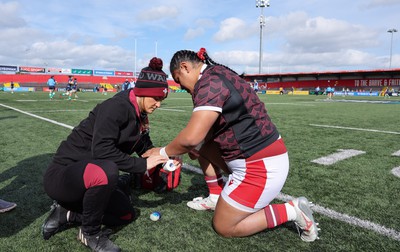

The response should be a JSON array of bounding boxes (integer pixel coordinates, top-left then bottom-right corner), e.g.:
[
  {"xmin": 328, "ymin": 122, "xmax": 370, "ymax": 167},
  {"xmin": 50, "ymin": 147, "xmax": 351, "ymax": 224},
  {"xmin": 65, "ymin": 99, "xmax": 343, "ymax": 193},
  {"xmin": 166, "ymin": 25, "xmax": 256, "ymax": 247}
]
[{"xmin": 169, "ymin": 48, "xmax": 237, "ymax": 75}]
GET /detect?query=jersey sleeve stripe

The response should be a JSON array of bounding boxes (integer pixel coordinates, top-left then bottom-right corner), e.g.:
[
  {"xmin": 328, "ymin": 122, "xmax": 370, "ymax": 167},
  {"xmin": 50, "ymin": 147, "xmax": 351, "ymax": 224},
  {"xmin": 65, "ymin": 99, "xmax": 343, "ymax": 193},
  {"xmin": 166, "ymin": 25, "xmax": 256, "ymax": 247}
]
[{"xmin": 193, "ymin": 106, "xmax": 222, "ymax": 113}]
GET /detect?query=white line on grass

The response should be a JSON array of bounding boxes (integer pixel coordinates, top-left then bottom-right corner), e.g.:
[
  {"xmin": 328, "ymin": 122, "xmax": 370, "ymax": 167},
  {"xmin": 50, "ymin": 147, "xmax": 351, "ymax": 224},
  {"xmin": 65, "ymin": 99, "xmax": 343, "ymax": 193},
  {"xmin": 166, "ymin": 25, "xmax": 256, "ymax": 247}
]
[
  {"xmin": 2, "ymin": 103, "xmax": 399, "ymax": 242},
  {"xmin": 158, "ymin": 108, "xmax": 186, "ymax": 112},
  {"xmin": 0, "ymin": 103, "xmax": 74, "ymax": 130},
  {"xmin": 392, "ymin": 150, "xmax": 400, "ymax": 157},
  {"xmin": 310, "ymin": 124, "xmax": 400, "ymax": 135},
  {"xmin": 311, "ymin": 149, "xmax": 366, "ymax": 165},
  {"xmin": 265, "ymin": 102, "xmax": 316, "ymax": 106},
  {"xmin": 26, "ymin": 109, "xmax": 89, "ymax": 113},
  {"xmin": 392, "ymin": 167, "xmax": 400, "ymax": 178}
]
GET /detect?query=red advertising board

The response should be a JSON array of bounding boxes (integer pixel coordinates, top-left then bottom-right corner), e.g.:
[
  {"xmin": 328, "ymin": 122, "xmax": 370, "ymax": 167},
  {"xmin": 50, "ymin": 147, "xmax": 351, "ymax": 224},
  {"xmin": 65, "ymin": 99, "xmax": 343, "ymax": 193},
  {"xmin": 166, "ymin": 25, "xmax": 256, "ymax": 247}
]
[
  {"xmin": 115, "ymin": 71, "xmax": 134, "ymax": 77},
  {"xmin": 19, "ymin": 66, "xmax": 46, "ymax": 73}
]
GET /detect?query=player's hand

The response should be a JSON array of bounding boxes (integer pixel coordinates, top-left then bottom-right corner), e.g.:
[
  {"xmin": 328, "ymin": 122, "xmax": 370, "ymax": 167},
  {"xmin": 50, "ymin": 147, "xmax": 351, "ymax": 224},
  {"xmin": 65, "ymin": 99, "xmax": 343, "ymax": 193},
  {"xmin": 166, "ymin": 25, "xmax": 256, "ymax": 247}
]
[
  {"xmin": 146, "ymin": 154, "xmax": 168, "ymax": 170},
  {"xmin": 172, "ymin": 155, "xmax": 183, "ymax": 167}
]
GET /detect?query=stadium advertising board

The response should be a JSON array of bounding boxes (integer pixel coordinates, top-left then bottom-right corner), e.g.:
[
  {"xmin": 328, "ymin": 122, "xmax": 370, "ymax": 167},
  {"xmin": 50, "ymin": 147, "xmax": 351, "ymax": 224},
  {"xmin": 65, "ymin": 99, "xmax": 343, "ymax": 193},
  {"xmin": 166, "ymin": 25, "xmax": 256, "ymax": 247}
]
[
  {"xmin": 47, "ymin": 67, "xmax": 63, "ymax": 73},
  {"xmin": 4, "ymin": 87, "xmax": 35, "ymax": 92},
  {"xmin": 115, "ymin": 71, "xmax": 134, "ymax": 77},
  {"xmin": 354, "ymin": 79, "xmax": 400, "ymax": 87},
  {"xmin": 71, "ymin": 68, "xmax": 93, "ymax": 75},
  {"xmin": 94, "ymin": 70, "xmax": 114, "ymax": 76},
  {"xmin": 334, "ymin": 91, "xmax": 380, "ymax": 96},
  {"xmin": 260, "ymin": 78, "xmax": 400, "ymax": 89},
  {"xmin": 0, "ymin": 65, "xmax": 18, "ymax": 72},
  {"xmin": 61, "ymin": 69, "xmax": 72, "ymax": 74},
  {"xmin": 19, "ymin": 66, "xmax": 46, "ymax": 73}
]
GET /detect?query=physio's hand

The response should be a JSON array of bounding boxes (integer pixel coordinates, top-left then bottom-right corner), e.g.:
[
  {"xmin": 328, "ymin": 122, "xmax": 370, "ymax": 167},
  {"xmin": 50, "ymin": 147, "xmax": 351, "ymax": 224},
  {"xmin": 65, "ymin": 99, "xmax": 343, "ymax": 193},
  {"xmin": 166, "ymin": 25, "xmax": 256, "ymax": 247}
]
[
  {"xmin": 146, "ymin": 154, "xmax": 168, "ymax": 170},
  {"xmin": 142, "ymin": 147, "xmax": 162, "ymax": 158}
]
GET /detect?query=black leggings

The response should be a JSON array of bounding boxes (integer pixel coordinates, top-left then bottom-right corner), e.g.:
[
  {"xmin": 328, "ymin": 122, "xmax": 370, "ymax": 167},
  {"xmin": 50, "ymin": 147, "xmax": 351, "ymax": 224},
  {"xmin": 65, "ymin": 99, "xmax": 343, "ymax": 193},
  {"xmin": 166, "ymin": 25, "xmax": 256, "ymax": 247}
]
[{"xmin": 44, "ymin": 159, "xmax": 135, "ymax": 234}]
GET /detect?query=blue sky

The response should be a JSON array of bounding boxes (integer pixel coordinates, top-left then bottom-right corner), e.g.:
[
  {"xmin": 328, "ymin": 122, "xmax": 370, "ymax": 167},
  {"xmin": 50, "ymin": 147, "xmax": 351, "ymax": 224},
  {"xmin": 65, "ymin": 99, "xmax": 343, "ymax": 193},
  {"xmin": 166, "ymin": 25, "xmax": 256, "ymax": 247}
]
[{"xmin": 0, "ymin": 0, "xmax": 399, "ymax": 76}]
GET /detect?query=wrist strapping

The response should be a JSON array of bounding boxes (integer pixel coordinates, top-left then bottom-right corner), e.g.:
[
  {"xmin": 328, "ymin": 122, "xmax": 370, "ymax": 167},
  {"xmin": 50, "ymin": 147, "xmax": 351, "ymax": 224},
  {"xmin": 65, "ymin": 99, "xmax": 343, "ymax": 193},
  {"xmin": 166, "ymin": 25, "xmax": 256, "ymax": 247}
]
[{"xmin": 160, "ymin": 147, "xmax": 169, "ymax": 158}]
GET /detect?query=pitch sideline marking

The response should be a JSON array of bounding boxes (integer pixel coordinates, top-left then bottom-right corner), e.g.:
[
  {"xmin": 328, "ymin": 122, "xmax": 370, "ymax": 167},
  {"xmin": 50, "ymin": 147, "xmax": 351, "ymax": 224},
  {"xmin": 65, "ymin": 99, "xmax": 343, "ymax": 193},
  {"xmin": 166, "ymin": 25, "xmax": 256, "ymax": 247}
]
[
  {"xmin": 310, "ymin": 124, "xmax": 400, "ymax": 135},
  {"xmin": 2, "ymin": 103, "xmax": 399, "ymax": 241},
  {"xmin": 158, "ymin": 108, "xmax": 186, "ymax": 112},
  {"xmin": 0, "ymin": 103, "xmax": 74, "ymax": 130},
  {"xmin": 392, "ymin": 150, "xmax": 400, "ymax": 157},
  {"xmin": 392, "ymin": 167, "xmax": 400, "ymax": 178},
  {"xmin": 311, "ymin": 149, "xmax": 366, "ymax": 165},
  {"xmin": 26, "ymin": 109, "xmax": 89, "ymax": 113}
]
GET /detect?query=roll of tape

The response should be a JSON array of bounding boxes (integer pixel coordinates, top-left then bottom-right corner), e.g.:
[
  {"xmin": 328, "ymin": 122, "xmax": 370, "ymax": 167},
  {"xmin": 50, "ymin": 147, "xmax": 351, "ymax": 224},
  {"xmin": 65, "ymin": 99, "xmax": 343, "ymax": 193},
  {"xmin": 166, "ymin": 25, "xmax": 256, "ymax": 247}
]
[{"xmin": 163, "ymin": 159, "xmax": 177, "ymax": 172}]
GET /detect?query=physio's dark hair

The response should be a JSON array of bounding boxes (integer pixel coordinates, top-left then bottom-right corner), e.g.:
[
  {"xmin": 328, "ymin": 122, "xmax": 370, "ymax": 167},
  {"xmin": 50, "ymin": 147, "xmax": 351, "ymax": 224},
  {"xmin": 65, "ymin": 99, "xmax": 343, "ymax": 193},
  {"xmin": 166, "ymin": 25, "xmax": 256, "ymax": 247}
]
[{"xmin": 169, "ymin": 48, "xmax": 238, "ymax": 75}]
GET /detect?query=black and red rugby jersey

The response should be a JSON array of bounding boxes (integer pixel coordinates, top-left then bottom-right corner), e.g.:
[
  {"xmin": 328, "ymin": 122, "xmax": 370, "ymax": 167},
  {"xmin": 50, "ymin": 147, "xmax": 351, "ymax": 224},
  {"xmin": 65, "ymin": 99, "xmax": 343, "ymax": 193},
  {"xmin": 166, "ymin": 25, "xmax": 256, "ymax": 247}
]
[{"xmin": 192, "ymin": 65, "xmax": 279, "ymax": 161}]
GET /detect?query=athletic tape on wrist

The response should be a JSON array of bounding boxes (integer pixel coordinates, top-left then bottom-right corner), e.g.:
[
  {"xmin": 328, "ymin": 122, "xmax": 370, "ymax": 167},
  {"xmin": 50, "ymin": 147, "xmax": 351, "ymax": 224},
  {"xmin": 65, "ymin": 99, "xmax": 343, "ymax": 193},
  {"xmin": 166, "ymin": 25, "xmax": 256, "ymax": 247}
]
[{"xmin": 160, "ymin": 147, "xmax": 169, "ymax": 158}]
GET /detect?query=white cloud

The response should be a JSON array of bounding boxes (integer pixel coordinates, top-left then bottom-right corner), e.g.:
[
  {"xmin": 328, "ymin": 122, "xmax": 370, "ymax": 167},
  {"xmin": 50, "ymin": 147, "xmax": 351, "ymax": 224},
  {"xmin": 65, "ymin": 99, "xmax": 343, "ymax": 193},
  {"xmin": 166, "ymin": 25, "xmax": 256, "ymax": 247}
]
[
  {"xmin": 265, "ymin": 12, "xmax": 379, "ymax": 54},
  {"xmin": 184, "ymin": 27, "xmax": 205, "ymax": 40},
  {"xmin": 136, "ymin": 6, "xmax": 179, "ymax": 22},
  {"xmin": 363, "ymin": 0, "xmax": 400, "ymax": 8},
  {"xmin": 0, "ymin": 2, "xmax": 25, "ymax": 28},
  {"xmin": 213, "ymin": 18, "xmax": 257, "ymax": 42}
]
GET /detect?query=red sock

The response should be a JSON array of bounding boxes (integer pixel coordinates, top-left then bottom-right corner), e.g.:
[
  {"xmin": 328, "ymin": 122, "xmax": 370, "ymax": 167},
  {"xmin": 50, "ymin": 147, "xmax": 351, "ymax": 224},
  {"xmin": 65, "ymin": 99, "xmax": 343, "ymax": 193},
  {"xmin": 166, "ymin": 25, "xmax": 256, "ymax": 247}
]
[
  {"xmin": 205, "ymin": 174, "xmax": 224, "ymax": 195},
  {"xmin": 264, "ymin": 204, "xmax": 289, "ymax": 229}
]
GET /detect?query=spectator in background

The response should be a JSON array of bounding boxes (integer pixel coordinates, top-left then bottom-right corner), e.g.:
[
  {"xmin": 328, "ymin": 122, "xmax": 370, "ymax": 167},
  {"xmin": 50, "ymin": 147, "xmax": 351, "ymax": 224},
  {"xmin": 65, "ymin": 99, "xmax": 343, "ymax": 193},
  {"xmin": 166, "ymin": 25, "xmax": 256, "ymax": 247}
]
[
  {"xmin": 130, "ymin": 79, "xmax": 135, "ymax": 89},
  {"xmin": 61, "ymin": 76, "xmax": 73, "ymax": 100},
  {"xmin": 326, "ymin": 85, "xmax": 333, "ymax": 100},
  {"xmin": 0, "ymin": 198, "xmax": 17, "ymax": 213},
  {"xmin": 315, "ymin": 86, "xmax": 320, "ymax": 95},
  {"xmin": 253, "ymin": 80, "xmax": 259, "ymax": 93},
  {"xmin": 102, "ymin": 85, "xmax": 108, "ymax": 95},
  {"xmin": 123, "ymin": 79, "xmax": 130, "ymax": 91},
  {"xmin": 70, "ymin": 78, "xmax": 79, "ymax": 99},
  {"xmin": 47, "ymin": 76, "xmax": 57, "ymax": 99},
  {"xmin": 10, "ymin": 81, "xmax": 14, "ymax": 94}
]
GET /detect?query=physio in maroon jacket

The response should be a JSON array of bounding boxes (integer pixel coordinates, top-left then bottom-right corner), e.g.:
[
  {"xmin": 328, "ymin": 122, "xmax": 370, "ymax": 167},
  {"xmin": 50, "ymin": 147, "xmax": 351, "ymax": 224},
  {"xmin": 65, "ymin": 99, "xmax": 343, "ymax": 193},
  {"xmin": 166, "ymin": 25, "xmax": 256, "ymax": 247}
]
[{"xmin": 42, "ymin": 57, "xmax": 169, "ymax": 252}]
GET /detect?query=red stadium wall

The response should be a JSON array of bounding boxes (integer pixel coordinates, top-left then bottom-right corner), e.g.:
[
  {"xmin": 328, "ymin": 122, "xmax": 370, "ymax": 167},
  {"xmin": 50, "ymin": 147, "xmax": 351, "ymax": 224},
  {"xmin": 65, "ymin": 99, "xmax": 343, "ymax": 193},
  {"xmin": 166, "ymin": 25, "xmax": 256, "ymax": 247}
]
[
  {"xmin": 261, "ymin": 78, "xmax": 400, "ymax": 90},
  {"xmin": 0, "ymin": 74, "xmax": 179, "ymax": 89}
]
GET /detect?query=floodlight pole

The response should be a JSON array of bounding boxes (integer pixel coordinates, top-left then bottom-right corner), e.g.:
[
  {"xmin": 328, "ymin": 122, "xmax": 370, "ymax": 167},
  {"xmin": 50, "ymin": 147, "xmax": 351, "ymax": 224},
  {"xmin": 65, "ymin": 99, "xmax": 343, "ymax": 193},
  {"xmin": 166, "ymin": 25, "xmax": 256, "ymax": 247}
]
[
  {"xmin": 256, "ymin": 0, "xmax": 270, "ymax": 74},
  {"xmin": 388, "ymin": 28, "xmax": 397, "ymax": 69},
  {"xmin": 134, "ymin": 39, "xmax": 137, "ymax": 80}
]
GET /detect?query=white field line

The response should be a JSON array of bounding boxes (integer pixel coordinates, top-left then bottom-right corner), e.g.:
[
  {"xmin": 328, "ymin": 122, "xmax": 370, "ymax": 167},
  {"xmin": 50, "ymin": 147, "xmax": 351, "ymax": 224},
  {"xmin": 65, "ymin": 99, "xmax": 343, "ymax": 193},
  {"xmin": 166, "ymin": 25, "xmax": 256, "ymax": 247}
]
[
  {"xmin": 181, "ymin": 164, "xmax": 400, "ymax": 242},
  {"xmin": 311, "ymin": 149, "xmax": 366, "ymax": 166},
  {"xmin": 158, "ymin": 108, "xmax": 186, "ymax": 112},
  {"xmin": 2, "ymin": 103, "xmax": 399, "ymax": 241},
  {"xmin": 310, "ymin": 124, "xmax": 400, "ymax": 135},
  {"xmin": 265, "ymin": 102, "xmax": 316, "ymax": 106},
  {"xmin": 392, "ymin": 167, "xmax": 400, "ymax": 178},
  {"xmin": 26, "ymin": 109, "xmax": 89, "ymax": 113},
  {"xmin": 0, "ymin": 103, "xmax": 74, "ymax": 130},
  {"xmin": 392, "ymin": 150, "xmax": 400, "ymax": 157},
  {"xmin": 16, "ymin": 99, "xmax": 89, "ymax": 103}
]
